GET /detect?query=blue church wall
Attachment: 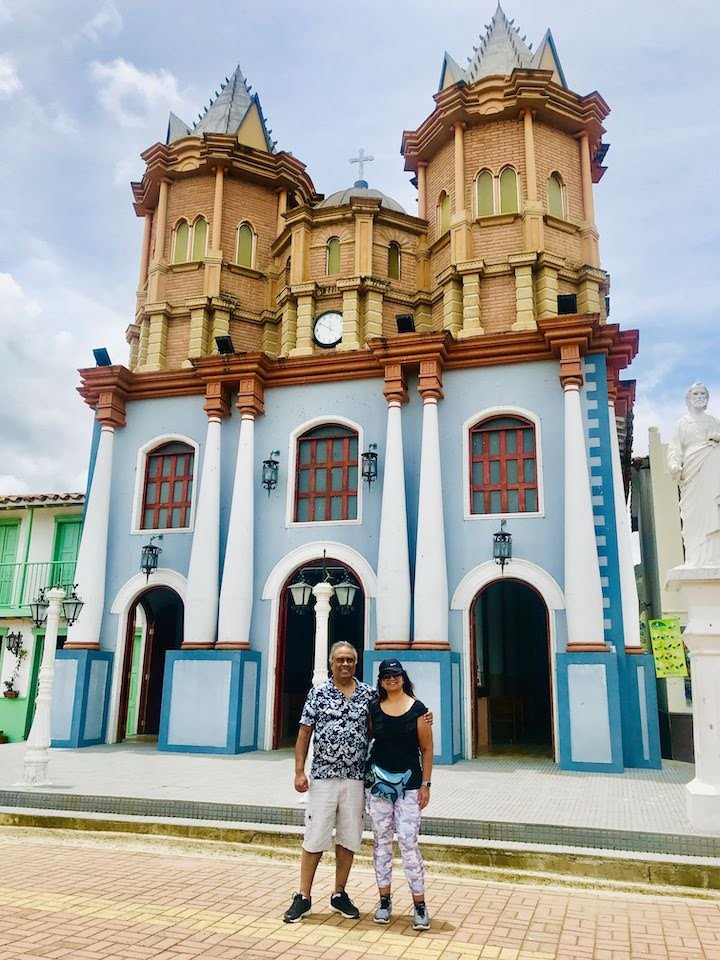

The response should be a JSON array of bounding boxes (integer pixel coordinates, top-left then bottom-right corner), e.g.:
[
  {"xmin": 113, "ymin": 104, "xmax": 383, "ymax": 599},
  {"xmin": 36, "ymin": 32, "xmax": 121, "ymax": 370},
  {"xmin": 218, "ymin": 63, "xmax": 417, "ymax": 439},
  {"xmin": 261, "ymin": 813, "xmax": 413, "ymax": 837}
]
[
  {"xmin": 58, "ymin": 350, "xmax": 655, "ymax": 770},
  {"xmin": 51, "ymin": 649, "xmax": 113, "ymax": 748},
  {"xmin": 582, "ymin": 355, "xmax": 661, "ymax": 769},
  {"xmin": 556, "ymin": 651, "xmax": 624, "ymax": 772}
]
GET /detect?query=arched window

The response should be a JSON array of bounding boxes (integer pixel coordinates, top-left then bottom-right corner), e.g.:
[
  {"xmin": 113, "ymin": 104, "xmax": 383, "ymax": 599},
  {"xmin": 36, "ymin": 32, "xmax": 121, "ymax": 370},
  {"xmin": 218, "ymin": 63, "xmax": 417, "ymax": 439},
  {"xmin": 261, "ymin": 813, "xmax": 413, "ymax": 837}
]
[
  {"xmin": 326, "ymin": 237, "xmax": 340, "ymax": 275},
  {"xmin": 499, "ymin": 167, "xmax": 519, "ymax": 215},
  {"xmin": 237, "ymin": 222, "xmax": 254, "ymax": 268},
  {"xmin": 141, "ymin": 441, "xmax": 194, "ymax": 530},
  {"xmin": 475, "ymin": 170, "xmax": 495, "ymax": 217},
  {"xmin": 295, "ymin": 424, "xmax": 359, "ymax": 522},
  {"xmin": 172, "ymin": 220, "xmax": 189, "ymax": 264},
  {"xmin": 388, "ymin": 241, "xmax": 401, "ymax": 280},
  {"xmin": 191, "ymin": 217, "xmax": 207, "ymax": 260},
  {"xmin": 469, "ymin": 415, "xmax": 537, "ymax": 515},
  {"xmin": 438, "ymin": 191, "xmax": 451, "ymax": 234},
  {"xmin": 547, "ymin": 172, "xmax": 565, "ymax": 219}
]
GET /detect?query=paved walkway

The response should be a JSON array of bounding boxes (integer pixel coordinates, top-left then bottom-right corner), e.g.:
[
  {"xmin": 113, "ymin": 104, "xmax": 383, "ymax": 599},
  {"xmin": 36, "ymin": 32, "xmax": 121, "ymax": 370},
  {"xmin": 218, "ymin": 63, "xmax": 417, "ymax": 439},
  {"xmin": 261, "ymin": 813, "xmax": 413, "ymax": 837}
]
[
  {"xmin": 0, "ymin": 742, "xmax": 698, "ymax": 835},
  {"xmin": 1, "ymin": 828, "xmax": 719, "ymax": 960}
]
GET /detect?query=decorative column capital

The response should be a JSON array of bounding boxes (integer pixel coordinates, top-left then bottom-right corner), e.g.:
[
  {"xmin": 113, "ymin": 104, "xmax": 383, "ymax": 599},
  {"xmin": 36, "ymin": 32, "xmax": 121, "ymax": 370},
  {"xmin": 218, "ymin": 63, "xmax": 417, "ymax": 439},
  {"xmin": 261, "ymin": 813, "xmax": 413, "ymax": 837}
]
[
  {"xmin": 418, "ymin": 357, "xmax": 444, "ymax": 401},
  {"xmin": 237, "ymin": 371, "xmax": 265, "ymax": 417},
  {"xmin": 203, "ymin": 380, "xmax": 231, "ymax": 419},
  {"xmin": 383, "ymin": 363, "xmax": 408, "ymax": 405}
]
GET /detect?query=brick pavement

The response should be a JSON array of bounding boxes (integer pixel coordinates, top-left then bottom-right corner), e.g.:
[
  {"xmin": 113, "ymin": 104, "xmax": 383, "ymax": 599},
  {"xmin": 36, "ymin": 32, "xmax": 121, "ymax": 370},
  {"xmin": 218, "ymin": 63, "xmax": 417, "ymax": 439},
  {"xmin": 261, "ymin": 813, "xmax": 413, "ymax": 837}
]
[{"xmin": 1, "ymin": 829, "xmax": 719, "ymax": 960}]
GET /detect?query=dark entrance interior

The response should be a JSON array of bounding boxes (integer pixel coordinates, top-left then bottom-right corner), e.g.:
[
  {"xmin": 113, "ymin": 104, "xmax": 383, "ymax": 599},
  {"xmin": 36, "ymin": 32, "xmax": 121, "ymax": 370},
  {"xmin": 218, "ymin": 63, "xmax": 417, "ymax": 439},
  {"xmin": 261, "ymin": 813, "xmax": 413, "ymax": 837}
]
[
  {"xmin": 274, "ymin": 559, "xmax": 364, "ymax": 748},
  {"xmin": 118, "ymin": 587, "xmax": 183, "ymax": 740},
  {"xmin": 471, "ymin": 579, "xmax": 552, "ymax": 756}
]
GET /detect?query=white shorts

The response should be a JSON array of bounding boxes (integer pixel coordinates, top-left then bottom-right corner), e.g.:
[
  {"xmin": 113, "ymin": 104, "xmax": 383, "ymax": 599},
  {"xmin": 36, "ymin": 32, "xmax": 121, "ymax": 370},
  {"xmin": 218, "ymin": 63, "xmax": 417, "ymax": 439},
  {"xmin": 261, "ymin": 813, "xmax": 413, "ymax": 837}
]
[{"xmin": 302, "ymin": 778, "xmax": 365, "ymax": 854}]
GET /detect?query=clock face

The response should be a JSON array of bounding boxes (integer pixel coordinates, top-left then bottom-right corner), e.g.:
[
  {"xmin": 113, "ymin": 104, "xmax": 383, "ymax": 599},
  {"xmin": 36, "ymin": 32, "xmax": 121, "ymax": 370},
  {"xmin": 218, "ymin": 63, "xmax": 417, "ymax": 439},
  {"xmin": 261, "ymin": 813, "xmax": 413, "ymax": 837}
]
[{"xmin": 313, "ymin": 311, "xmax": 343, "ymax": 348}]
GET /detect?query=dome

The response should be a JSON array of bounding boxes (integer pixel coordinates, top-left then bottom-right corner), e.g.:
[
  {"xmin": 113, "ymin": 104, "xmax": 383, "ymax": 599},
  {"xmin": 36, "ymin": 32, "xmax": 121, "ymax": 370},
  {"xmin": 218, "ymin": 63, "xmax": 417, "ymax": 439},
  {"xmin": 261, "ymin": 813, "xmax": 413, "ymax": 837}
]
[{"xmin": 317, "ymin": 180, "xmax": 406, "ymax": 214}]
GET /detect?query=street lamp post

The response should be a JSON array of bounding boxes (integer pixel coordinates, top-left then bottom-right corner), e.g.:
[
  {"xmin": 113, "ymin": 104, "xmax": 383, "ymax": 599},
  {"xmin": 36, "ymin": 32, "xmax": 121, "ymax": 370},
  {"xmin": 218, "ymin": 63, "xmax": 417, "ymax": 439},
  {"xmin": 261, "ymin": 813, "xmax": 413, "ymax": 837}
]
[{"xmin": 21, "ymin": 585, "xmax": 83, "ymax": 787}]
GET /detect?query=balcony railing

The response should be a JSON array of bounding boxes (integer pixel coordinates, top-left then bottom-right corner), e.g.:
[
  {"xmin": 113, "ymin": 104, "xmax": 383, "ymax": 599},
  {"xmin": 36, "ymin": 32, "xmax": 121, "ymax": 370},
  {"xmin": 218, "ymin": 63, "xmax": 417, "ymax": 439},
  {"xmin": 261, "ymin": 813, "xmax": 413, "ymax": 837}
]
[{"xmin": 0, "ymin": 561, "xmax": 78, "ymax": 611}]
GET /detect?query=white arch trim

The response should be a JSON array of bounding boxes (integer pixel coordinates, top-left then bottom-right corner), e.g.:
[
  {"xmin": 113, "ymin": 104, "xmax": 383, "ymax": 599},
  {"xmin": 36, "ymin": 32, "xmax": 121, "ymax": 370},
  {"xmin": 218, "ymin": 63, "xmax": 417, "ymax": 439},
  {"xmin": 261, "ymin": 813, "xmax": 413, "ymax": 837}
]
[
  {"xmin": 285, "ymin": 415, "xmax": 364, "ymax": 528},
  {"xmin": 462, "ymin": 405, "xmax": 545, "ymax": 521},
  {"xmin": 451, "ymin": 558, "xmax": 564, "ymax": 612},
  {"xmin": 261, "ymin": 541, "xmax": 377, "ymax": 751},
  {"xmin": 130, "ymin": 433, "xmax": 200, "ymax": 535},
  {"xmin": 451, "ymin": 558, "xmax": 564, "ymax": 761},
  {"xmin": 106, "ymin": 568, "xmax": 187, "ymax": 744}
]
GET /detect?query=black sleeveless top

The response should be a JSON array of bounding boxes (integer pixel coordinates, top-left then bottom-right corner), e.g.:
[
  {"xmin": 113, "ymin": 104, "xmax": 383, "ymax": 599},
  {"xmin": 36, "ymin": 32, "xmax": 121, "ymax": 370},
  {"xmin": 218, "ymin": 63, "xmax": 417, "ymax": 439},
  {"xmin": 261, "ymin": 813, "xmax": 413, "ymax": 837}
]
[{"xmin": 369, "ymin": 699, "xmax": 428, "ymax": 790}]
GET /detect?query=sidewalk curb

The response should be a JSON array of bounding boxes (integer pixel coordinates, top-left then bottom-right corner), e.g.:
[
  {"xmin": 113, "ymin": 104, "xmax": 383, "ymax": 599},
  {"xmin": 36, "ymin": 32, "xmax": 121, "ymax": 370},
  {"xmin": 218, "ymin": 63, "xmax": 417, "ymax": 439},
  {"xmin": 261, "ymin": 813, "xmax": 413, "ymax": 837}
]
[{"xmin": 2, "ymin": 807, "xmax": 719, "ymax": 897}]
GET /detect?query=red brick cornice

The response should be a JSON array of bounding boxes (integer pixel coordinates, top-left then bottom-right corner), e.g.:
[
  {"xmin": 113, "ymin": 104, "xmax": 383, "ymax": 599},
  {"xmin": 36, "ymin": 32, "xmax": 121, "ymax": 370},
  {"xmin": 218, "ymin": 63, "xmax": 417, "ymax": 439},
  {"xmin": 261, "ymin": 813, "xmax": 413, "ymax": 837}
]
[{"xmin": 77, "ymin": 318, "xmax": 638, "ymax": 410}]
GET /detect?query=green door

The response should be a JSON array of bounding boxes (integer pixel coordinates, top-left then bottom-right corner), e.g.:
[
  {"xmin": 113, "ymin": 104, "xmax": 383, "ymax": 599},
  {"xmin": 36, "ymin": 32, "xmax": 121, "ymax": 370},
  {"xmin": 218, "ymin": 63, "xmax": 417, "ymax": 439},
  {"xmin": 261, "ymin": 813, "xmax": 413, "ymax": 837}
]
[
  {"xmin": 0, "ymin": 522, "xmax": 20, "ymax": 606},
  {"xmin": 51, "ymin": 519, "xmax": 81, "ymax": 589},
  {"xmin": 125, "ymin": 630, "xmax": 143, "ymax": 737}
]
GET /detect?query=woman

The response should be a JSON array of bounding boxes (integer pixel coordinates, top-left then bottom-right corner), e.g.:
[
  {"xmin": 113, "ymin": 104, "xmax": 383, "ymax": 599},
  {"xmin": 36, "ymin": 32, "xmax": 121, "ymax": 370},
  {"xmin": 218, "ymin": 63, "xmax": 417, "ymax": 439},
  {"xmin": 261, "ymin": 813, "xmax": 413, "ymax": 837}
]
[{"xmin": 366, "ymin": 657, "xmax": 433, "ymax": 930}]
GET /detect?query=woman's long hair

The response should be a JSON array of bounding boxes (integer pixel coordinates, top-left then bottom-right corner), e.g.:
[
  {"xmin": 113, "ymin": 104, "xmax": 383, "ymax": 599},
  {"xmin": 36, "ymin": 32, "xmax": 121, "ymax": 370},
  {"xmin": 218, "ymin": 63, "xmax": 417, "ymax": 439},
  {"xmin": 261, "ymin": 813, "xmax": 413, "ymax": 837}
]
[{"xmin": 377, "ymin": 669, "xmax": 415, "ymax": 701}]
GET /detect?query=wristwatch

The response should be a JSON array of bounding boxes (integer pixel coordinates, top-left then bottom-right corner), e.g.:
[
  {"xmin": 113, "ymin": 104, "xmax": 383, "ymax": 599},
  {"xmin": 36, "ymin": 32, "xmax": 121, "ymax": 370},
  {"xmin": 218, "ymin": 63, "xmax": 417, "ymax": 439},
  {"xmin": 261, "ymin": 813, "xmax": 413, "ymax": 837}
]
[{"xmin": 422, "ymin": 780, "xmax": 431, "ymax": 788}]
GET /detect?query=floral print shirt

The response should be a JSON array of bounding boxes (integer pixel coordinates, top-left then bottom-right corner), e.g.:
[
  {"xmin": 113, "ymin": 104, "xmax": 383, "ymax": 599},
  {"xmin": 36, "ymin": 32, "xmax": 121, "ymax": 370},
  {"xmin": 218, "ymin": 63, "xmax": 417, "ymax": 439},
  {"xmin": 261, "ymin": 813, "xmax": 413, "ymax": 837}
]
[{"xmin": 300, "ymin": 678, "xmax": 375, "ymax": 780}]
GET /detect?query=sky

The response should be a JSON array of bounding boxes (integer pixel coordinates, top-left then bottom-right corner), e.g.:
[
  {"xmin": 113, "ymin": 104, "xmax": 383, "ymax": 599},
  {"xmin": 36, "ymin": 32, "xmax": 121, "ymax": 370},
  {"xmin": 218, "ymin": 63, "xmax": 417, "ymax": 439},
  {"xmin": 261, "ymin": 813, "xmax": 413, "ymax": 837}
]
[{"xmin": 0, "ymin": 0, "xmax": 718, "ymax": 494}]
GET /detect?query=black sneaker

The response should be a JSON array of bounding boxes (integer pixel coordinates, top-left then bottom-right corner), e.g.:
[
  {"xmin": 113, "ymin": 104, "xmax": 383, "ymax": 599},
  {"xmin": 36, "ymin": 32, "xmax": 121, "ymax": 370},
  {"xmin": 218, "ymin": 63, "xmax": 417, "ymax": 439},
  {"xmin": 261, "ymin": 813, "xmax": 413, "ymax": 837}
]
[
  {"xmin": 330, "ymin": 890, "xmax": 360, "ymax": 919},
  {"xmin": 283, "ymin": 893, "xmax": 311, "ymax": 923}
]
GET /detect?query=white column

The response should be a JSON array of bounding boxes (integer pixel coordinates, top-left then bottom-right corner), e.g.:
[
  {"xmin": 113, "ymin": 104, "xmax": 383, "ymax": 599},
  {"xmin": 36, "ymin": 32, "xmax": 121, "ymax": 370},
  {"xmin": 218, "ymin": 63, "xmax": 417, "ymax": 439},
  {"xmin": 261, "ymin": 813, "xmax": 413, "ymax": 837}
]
[
  {"xmin": 376, "ymin": 401, "xmax": 411, "ymax": 647},
  {"xmin": 22, "ymin": 587, "xmax": 65, "ymax": 785},
  {"xmin": 608, "ymin": 399, "xmax": 642, "ymax": 650},
  {"xmin": 563, "ymin": 383, "xmax": 607, "ymax": 648},
  {"xmin": 65, "ymin": 425, "xmax": 115, "ymax": 649},
  {"xmin": 413, "ymin": 397, "xmax": 449, "ymax": 646},
  {"xmin": 217, "ymin": 413, "xmax": 254, "ymax": 648},
  {"xmin": 312, "ymin": 581, "xmax": 334, "ymax": 686},
  {"xmin": 183, "ymin": 415, "xmax": 222, "ymax": 647},
  {"xmin": 668, "ymin": 567, "xmax": 720, "ymax": 833}
]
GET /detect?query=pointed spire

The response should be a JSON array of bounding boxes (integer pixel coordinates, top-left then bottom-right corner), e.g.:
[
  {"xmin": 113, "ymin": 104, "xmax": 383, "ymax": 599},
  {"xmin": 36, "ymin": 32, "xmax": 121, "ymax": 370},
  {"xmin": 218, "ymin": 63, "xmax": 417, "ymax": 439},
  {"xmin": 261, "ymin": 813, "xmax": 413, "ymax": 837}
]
[
  {"xmin": 165, "ymin": 65, "xmax": 277, "ymax": 152},
  {"xmin": 438, "ymin": 4, "xmax": 567, "ymax": 91}
]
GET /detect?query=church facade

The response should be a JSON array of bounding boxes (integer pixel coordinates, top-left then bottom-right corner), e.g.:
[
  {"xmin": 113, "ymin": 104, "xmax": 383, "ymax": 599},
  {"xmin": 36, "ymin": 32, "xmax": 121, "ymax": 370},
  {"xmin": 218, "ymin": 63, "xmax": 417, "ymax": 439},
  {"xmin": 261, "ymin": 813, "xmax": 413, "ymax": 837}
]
[{"xmin": 51, "ymin": 5, "xmax": 661, "ymax": 770}]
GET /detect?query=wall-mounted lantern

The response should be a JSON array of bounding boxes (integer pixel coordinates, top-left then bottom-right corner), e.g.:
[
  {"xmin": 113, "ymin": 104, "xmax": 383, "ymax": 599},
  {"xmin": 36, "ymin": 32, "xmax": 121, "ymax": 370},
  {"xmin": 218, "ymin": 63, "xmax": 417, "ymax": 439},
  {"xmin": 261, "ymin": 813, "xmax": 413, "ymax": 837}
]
[
  {"xmin": 28, "ymin": 588, "xmax": 49, "ymax": 628},
  {"xmin": 493, "ymin": 519, "xmax": 512, "ymax": 570},
  {"xmin": 140, "ymin": 536, "xmax": 163, "ymax": 581},
  {"xmin": 262, "ymin": 450, "xmax": 280, "ymax": 494},
  {"xmin": 361, "ymin": 443, "xmax": 378, "ymax": 485},
  {"xmin": 5, "ymin": 630, "xmax": 23, "ymax": 658}
]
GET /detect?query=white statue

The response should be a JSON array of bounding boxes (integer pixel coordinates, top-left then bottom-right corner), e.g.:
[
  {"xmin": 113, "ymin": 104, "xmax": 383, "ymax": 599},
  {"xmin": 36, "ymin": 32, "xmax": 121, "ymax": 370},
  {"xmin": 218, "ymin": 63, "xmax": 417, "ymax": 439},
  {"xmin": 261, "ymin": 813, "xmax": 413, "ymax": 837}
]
[{"xmin": 667, "ymin": 382, "xmax": 720, "ymax": 566}]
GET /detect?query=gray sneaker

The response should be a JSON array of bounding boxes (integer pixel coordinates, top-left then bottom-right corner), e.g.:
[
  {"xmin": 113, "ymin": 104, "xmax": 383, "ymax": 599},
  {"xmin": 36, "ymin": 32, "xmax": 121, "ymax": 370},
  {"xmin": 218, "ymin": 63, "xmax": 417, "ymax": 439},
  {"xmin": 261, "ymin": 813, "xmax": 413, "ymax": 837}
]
[
  {"xmin": 374, "ymin": 895, "xmax": 392, "ymax": 924},
  {"xmin": 412, "ymin": 901, "xmax": 430, "ymax": 931}
]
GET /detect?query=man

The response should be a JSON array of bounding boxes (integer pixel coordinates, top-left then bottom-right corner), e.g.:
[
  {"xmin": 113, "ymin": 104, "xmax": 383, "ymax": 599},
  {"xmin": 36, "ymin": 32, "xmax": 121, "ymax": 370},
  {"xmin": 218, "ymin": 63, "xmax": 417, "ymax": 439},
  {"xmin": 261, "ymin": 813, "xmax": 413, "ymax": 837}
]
[{"xmin": 283, "ymin": 640, "xmax": 372, "ymax": 923}]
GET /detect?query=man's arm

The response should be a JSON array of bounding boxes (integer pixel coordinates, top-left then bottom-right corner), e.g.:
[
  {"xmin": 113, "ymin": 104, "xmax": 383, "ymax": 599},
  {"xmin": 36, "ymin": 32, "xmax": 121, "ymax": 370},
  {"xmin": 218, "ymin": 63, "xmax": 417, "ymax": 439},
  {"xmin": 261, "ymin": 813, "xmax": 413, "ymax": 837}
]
[{"xmin": 294, "ymin": 723, "xmax": 312, "ymax": 793}]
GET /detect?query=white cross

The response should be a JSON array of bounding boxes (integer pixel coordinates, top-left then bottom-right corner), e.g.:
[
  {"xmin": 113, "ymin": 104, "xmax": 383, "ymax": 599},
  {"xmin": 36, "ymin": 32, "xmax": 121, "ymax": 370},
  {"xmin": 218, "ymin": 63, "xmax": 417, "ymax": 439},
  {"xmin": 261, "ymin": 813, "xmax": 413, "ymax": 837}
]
[{"xmin": 350, "ymin": 148, "xmax": 374, "ymax": 182}]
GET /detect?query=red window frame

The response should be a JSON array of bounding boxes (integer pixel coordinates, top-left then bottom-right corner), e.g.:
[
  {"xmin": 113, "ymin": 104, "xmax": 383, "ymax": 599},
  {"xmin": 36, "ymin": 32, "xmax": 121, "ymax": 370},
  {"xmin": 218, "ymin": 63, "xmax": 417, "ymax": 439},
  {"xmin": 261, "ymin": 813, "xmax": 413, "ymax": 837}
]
[
  {"xmin": 141, "ymin": 443, "xmax": 194, "ymax": 530},
  {"xmin": 294, "ymin": 425, "xmax": 359, "ymax": 522},
  {"xmin": 469, "ymin": 416, "xmax": 538, "ymax": 515}
]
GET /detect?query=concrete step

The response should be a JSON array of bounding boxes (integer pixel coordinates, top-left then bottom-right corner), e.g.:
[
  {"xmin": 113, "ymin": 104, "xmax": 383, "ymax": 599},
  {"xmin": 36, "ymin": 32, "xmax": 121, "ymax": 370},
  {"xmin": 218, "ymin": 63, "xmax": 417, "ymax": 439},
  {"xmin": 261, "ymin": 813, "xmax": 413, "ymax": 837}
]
[{"xmin": 2, "ymin": 806, "xmax": 719, "ymax": 898}]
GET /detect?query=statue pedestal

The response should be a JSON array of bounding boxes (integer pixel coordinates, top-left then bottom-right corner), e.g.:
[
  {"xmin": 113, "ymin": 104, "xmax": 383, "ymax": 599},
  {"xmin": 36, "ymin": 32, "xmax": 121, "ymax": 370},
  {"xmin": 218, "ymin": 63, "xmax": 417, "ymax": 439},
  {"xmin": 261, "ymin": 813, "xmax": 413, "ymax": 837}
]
[{"xmin": 667, "ymin": 565, "xmax": 720, "ymax": 833}]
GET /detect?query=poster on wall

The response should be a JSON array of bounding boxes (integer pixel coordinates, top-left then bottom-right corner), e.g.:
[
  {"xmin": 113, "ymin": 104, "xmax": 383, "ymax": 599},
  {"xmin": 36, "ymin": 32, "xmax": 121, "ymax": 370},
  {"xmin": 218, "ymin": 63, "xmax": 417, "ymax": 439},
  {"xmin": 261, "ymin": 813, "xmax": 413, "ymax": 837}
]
[{"xmin": 648, "ymin": 618, "xmax": 688, "ymax": 678}]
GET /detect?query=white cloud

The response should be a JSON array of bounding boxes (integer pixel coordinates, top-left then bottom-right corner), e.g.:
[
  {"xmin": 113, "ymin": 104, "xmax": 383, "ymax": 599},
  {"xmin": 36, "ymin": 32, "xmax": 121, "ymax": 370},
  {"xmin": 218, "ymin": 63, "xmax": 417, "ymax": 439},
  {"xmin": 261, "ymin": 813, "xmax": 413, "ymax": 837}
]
[
  {"xmin": 0, "ymin": 475, "xmax": 30, "ymax": 495},
  {"xmin": 0, "ymin": 53, "xmax": 21, "ymax": 98},
  {"xmin": 80, "ymin": 2, "xmax": 122, "ymax": 43},
  {"xmin": 90, "ymin": 58, "xmax": 183, "ymax": 128}
]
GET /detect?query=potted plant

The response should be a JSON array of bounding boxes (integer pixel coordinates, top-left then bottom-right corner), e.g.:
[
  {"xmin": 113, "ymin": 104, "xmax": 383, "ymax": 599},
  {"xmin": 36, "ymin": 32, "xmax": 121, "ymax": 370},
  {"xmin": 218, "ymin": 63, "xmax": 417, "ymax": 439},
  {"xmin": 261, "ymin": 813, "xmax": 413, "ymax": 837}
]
[{"xmin": 3, "ymin": 647, "xmax": 27, "ymax": 698}]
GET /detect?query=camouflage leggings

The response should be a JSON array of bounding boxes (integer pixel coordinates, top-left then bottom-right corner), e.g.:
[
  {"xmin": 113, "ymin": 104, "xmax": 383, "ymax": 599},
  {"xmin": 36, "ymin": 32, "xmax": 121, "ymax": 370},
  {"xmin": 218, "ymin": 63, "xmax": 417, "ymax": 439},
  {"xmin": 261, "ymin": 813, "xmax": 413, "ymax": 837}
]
[{"xmin": 366, "ymin": 789, "xmax": 425, "ymax": 895}]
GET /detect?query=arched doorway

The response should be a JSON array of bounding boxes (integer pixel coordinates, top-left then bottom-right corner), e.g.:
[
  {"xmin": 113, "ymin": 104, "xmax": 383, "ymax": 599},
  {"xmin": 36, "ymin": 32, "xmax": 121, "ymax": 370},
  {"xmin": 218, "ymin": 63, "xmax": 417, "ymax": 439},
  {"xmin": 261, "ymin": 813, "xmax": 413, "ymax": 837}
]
[
  {"xmin": 273, "ymin": 558, "xmax": 364, "ymax": 748},
  {"xmin": 471, "ymin": 579, "xmax": 553, "ymax": 756},
  {"xmin": 116, "ymin": 586, "xmax": 183, "ymax": 741}
]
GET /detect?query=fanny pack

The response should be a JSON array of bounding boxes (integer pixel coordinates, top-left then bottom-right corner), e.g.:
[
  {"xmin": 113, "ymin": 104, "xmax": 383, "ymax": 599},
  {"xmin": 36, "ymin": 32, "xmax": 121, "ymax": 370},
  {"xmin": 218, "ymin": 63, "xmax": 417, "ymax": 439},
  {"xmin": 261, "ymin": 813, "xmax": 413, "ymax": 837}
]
[{"xmin": 365, "ymin": 762, "xmax": 411, "ymax": 803}]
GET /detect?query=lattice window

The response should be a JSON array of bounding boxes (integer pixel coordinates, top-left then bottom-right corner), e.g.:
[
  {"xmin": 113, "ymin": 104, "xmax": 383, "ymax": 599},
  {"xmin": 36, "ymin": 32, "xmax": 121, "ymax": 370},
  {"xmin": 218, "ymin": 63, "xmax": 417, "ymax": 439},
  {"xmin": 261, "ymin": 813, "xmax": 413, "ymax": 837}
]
[
  {"xmin": 469, "ymin": 416, "xmax": 537, "ymax": 515},
  {"xmin": 142, "ymin": 442, "xmax": 194, "ymax": 530},
  {"xmin": 295, "ymin": 425, "xmax": 358, "ymax": 522}
]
